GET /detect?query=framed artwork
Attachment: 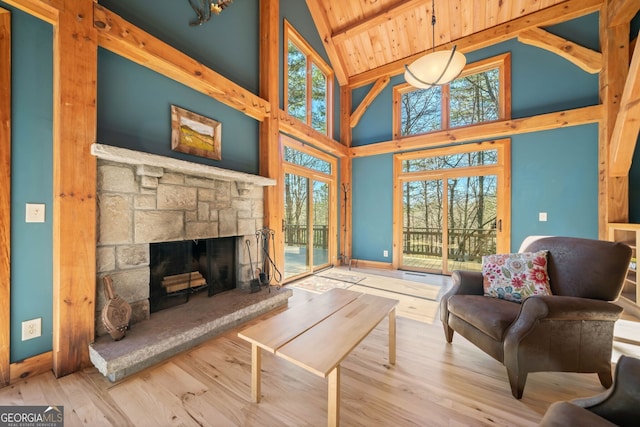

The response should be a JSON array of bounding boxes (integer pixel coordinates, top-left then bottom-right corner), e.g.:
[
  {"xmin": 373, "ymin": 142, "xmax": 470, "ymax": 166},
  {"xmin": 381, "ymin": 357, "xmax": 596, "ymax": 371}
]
[{"xmin": 171, "ymin": 105, "xmax": 222, "ymax": 160}]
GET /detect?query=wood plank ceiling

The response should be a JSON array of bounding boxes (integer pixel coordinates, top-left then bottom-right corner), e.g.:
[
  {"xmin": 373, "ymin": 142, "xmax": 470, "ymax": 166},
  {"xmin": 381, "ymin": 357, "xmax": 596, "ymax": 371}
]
[{"xmin": 306, "ymin": 0, "xmax": 570, "ymax": 84}]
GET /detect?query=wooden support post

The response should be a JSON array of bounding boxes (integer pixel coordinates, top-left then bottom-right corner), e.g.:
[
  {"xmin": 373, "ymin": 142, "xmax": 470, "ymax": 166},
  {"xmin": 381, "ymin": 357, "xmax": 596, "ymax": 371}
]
[
  {"xmin": 340, "ymin": 86, "xmax": 352, "ymax": 265},
  {"xmin": 599, "ymin": 1, "xmax": 630, "ymax": 236},
  {"xmin": 52, "ymin": 0, "xmax": 98, "ymax": 376},
  {"xmin": 259, "ymin": 0, "xmax": 283, "ymax": 272},
  {"xmin": 0, "ymin": 9, "xmax": 11, "ymax": 387}
]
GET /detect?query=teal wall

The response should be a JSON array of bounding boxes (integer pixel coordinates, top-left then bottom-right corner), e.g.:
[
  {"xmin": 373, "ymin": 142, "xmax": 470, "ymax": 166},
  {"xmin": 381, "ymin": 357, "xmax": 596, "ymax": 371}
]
[
  {"xmin": 351, "ymin": 13, "xmax": 603, "ymax": 260},
  {"xmin": 511, "ymin": 125, "xmax": 599, "ymax": 247},
  {"xmin": 98, "ymin": 0, "xmax": 262, "ymax": 173},
  {"xmin": 5, "ymin": 4, "xmax": 54, "ymax": 362},
  {"xmin": 4, "ymin": 2, "xmax": 638, "ymax": 362},
  {"xmin": 352, "ymin": 155, "xmax": 394, "ymax": 261}
]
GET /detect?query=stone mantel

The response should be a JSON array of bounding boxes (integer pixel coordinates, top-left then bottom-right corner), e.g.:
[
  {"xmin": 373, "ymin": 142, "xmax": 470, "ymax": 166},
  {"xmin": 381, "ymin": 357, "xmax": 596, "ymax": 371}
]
[{"xmin": 91, "ymin": 143, "xmax": 276, "ymax": 188}]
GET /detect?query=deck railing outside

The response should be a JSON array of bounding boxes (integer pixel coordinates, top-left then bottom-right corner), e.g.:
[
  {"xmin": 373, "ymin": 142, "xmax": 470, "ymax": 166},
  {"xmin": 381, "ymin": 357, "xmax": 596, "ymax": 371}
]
[
  {"xmin": 285, "ymin": 224, "xmax": 328, "ymax": 248},
  {"xmin": 284, "ymin": 225, "xmax": 495, "ymax": 262},
  {"xmin": 403, "ymin": 227, "xmax": 497, "ymax": 262}
]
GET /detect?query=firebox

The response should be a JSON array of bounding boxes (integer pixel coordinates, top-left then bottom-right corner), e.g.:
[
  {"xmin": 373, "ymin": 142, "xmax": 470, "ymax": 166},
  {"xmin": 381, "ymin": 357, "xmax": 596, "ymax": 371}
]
[{"xmin": 149, "ymin": 237, "xmax": 236, "ymax": 312}]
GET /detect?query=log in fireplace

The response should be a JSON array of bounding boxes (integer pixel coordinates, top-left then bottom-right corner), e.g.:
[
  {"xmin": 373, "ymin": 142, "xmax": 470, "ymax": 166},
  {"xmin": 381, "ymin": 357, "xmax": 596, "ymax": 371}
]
[{"xmin": 149, "ymin": 237, "xmax": 236, "ymax": 312}]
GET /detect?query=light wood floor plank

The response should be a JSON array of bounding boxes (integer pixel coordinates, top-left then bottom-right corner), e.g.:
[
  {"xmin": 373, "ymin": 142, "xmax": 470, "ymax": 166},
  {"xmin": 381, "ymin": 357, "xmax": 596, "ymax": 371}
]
[{"xmin": 0, "ymin": 286, "xmax": 617, "ymax": 426}]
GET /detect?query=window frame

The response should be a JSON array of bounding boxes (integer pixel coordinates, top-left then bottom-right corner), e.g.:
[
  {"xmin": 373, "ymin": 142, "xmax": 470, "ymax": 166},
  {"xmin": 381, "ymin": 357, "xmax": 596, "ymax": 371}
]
[
  {"xmin": 392, "ymin": 139, "xmax": 512, "ymax": 272},
  {"xmin": 393, "ymin": 53, "xmax": 511, "ymax": 139},
  {"xmin": 284, "ymin": 20, "xmax": 334, "ymax": 137}
]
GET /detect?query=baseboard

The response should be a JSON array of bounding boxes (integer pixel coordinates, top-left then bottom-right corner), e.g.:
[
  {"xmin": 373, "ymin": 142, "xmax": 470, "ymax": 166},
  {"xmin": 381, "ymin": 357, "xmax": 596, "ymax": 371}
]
[
  {"xmin": 349, "ymin": 259, "xmax": 393, "ymax": 270},
  {"xmin": 9, "ymin": 351, "xmax": 52, "ymax": 385}
]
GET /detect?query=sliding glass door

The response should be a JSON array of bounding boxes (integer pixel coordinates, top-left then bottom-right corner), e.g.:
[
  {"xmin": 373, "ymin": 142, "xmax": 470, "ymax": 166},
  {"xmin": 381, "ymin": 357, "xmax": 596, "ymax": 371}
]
[
  {"xmin": 282, "ymin": 136, "xmax": 336, "ymax": 281},
  {"xmin": 395, "ymin": 141, "xmax": 510, "ymax": 274}
]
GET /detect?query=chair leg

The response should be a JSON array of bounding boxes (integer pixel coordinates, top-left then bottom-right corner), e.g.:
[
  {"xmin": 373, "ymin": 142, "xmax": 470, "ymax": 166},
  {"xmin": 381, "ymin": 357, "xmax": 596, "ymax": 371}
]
[
  {"xmin": 506, "ymin": 367, "xmax": 527, "ymax": 399},
  {"xmin": 597, "ymin": 370, "xmax": 613, "ymax": 388},
  {"xmin": 443, "ymin": 322, "xmax": 454, "ymax": 343}
]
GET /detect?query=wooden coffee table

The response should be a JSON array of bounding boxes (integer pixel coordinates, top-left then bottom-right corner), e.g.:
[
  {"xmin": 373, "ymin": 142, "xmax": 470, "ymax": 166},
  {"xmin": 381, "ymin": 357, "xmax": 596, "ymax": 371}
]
[{"xmin": 238, "ymin": 288, "xmax": 399, "ymax": 427}]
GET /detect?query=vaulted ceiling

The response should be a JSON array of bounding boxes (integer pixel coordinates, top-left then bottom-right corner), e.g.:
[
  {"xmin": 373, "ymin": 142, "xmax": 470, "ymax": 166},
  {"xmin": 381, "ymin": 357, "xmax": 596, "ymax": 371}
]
[{"xmin": 305, "ymin": 0, "xmax": 596, "ymax": 87}]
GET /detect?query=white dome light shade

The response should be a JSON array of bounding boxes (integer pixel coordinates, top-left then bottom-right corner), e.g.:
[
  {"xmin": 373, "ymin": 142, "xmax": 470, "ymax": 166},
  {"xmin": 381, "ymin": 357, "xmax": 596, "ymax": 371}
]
[{"xmin": 404, "ymin": 48, "xmax": 467, "ymax": 89}]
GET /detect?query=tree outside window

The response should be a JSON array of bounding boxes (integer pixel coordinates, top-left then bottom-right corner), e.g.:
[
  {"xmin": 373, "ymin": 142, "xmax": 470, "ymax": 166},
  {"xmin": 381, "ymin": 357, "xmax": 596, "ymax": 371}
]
[
  {"xmin": 285, "ymin": 21, "xmax": 333, "ymax": 136},
  {"xmin": 395, "ymin": 54, "xmax": 509, "ymax": 138}
]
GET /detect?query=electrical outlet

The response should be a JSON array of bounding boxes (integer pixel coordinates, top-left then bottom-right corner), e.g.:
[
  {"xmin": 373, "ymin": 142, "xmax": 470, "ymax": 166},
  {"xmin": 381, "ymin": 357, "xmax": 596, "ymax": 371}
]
[
  {"xmin": 539, "ymin": 212, "xmax": 548, "ymax": 222},
  {"xmin": 383, "ymin": 250, "xmax": 389, "ymax": 257},
  {"xmin": 25, "ymin": 203, "xmax": 46, "ymax": 223},
  {"xmin": 22, "ymin": 318, "xmax": 42, "ymax": 341}
]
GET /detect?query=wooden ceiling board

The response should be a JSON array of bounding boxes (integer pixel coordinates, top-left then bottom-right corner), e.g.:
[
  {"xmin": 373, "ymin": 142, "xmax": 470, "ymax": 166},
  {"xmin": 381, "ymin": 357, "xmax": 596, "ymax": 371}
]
[
  {"xmin": 305, "ymin": 0, "xmax": 582, "ymax": 81},
  {"xmin": 473, "ymin": 0, "xmax": 488, "ymax": 34}
]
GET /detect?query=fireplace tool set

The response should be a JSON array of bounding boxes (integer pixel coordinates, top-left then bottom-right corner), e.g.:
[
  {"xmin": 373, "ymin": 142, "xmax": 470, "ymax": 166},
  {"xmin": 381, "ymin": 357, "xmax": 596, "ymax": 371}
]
[{"xmin": 246, "ymin": 227, "xmax": 282, "ymax": 293}]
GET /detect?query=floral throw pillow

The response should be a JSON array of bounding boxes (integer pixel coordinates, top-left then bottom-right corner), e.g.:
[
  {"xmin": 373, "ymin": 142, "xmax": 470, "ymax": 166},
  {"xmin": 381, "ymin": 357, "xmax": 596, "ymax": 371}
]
[{"xmin": 482, "ymin": 250, "xmax": 552, "ymax": 303}]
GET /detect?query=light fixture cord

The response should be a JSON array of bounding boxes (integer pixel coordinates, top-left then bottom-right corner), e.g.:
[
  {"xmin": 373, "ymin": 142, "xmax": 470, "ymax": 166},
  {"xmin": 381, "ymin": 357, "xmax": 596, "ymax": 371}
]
[{"xmin": 431, "ymin": 0, "xmax": 436, "ymax": 53}]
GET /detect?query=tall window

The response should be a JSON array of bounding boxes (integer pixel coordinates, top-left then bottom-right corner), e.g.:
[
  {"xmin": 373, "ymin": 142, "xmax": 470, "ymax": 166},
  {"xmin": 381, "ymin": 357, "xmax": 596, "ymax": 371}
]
[
  {"xmin": 285, "ymin": 20, "xmax": 334, "ymax": 136},
  {"xmin": 394, "ymin": 53, "xmax": 510, "ymax": 138}
]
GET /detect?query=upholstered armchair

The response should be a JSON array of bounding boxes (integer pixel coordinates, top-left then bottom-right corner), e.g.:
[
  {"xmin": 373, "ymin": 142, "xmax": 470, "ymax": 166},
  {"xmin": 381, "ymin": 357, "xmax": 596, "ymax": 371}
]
[
  {"xmin": 539, "ymin": 355, "xmax": 640, "ymax": 426},
  {"xmin": 440, "ymin": 236, "xmax": 632, "ymax": 399}
]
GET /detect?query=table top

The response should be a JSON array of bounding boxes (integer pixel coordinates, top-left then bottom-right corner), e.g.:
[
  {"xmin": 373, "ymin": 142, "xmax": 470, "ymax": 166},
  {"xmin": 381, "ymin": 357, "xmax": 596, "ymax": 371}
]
[{"xmin": 238, "ymin": 288, "xmax": 399, "ymax": 377}]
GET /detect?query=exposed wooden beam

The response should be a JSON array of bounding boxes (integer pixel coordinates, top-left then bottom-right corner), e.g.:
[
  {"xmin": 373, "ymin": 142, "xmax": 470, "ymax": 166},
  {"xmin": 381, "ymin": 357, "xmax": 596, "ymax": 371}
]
[
  {"xmin": 52, "ymin": 0, "xmax": 97, "ymax": 376},
  {"xmin": 609, "ymin": 38, "xmax": 640, "ymax": 177},
  {"xmin": 607, "ymin": 0, "xmax": 640, "ymax": 28},
  {"xmin": 1, "ymin": 0, "xmax": 59, "ymax": 24},
  {"xmin": 349, "ymin": 0, "xmax": 603, "ymax": 88},
  {"xmin": 0, "ymin": 9, "xmax": 11, "ymax": 388},
  {"xmin": 518, "ymin": 27, "xmax": 602, "ymax": 74},
  {"xmin": 305, "ymin": 0, "xmax": 349, "ymax": 86},
  {"xmin": 350, "ymin": 105, "xmax": 603, "ymax": 157},
  {"xmin": 332, "ymin": 0, "xmax": 427, "ymax": 45},
  {"xmin": 93, "ymin": 3, "xmax": 270, "ymax": 122},
  {"xmin": 278, "ymin": 110, "xmax": 349, "ymax": 158},
  {"xmin": 350, "ymin": 76, "xmax": 390, "ymax": 128}
]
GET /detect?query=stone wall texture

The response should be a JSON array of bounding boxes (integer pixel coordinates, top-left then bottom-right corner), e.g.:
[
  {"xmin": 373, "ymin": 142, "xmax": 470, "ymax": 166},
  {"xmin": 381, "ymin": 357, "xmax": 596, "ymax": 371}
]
[{"xmin": 95, "ymin": 159, "xmax": 265, "ymax": 336}]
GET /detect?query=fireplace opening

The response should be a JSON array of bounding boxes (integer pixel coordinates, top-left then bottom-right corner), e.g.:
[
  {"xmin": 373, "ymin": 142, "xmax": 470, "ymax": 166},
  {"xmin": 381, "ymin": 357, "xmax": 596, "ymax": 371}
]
[{"xmin": 149, "ymin": 237, "xmax": 237, "ymax": 313}]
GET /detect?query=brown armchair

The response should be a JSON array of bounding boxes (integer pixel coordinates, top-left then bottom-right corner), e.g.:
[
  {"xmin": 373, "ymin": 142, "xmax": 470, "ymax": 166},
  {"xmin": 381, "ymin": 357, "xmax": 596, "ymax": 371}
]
[
  {"xmin": 440, "ymin": 236, "xmax": 632, "ymax": 399},
  {"xmin": 539, "ymin": 355, "xmax": 640, "ymax": 426}
]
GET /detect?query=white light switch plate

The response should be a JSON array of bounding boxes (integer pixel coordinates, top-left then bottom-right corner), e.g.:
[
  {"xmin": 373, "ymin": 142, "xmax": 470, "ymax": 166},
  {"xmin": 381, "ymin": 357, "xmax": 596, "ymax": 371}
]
[
  {"xmin": 539, "ymin": 212, "xmax": 547, "ymax": 222},
  {"xmin": 26, "ymin": 203, "xmax": 46, "ymax": 223}
]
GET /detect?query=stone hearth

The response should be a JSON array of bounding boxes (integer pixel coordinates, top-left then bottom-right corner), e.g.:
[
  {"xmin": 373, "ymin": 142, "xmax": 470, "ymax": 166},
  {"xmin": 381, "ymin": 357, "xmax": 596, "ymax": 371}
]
[{"xmin": 90, "ymin": 287, "xmax": 292, "ymax": 382}]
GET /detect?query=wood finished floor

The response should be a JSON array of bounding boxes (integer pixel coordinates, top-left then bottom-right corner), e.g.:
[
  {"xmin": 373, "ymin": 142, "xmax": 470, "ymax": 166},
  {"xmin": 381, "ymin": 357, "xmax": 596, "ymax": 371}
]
[{"xmin": 0, "ymin": 286, "xmax": 616, "ymax": 426}]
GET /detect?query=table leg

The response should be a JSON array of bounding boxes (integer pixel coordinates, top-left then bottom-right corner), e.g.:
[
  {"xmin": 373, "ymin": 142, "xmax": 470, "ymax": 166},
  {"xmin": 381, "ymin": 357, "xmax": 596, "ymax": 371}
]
[
  {"xmin": 389, "ymin": 308, "xmax": 396, "ymax": 365},
  {"xmin": 251, "ymin": 344, "xmax": 261, "ymax": 403},
  {"xmin": 327, "ymin": 365, "xmax": 341, "ymax": 427}
]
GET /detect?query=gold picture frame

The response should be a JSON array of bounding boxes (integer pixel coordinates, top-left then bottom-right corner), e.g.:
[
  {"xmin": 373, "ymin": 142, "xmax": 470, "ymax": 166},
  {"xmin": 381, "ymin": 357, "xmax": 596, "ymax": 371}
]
[{"xmin": 171, "ymin": 105, "xmax": 222, "ymax": 160}]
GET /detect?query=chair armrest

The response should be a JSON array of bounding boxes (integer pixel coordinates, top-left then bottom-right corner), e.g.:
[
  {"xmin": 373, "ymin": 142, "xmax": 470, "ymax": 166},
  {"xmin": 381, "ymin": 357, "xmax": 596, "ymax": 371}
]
[
  {"xmin": 505, "ymin": 296, "xmax": 623, "ymax": 343},
  {"xmin": 440, "ymin": 270, "xmax": 484, "ymax": 326},
  {"xmin": 447, "ymin": 270, "xmax": 484, "ymax": 296},
  {"xmin": 524, "ymin": 295, "xmax": 623, "ymax": 321},
  {"xmin": 571, "ymin": 355, "xmax": 640, "ymax": 425}
]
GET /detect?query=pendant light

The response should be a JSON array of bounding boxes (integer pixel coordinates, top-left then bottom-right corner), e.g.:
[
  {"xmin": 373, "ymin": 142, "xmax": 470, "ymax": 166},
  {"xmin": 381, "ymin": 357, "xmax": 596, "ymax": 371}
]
[{"xmin": 404, "ymin": 0, "xmax": 466, "ymax": 89}]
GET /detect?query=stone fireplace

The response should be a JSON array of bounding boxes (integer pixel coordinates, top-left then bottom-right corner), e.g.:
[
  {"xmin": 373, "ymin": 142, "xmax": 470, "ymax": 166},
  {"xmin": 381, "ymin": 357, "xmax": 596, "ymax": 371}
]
[
  {"xmin": 89, "ymin": 144, "xmax": 292, "ymax": 381},
  {"xmin": 92, "ymin": 144, "xmax": 278, "ymax": 335}
]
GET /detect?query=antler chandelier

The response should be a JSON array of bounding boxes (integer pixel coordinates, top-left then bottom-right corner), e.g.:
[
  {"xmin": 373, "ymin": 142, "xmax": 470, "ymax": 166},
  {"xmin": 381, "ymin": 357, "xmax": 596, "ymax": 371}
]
[{"xmin": 188, "ymin": 0, "xmax": 233, "ymax": 26}]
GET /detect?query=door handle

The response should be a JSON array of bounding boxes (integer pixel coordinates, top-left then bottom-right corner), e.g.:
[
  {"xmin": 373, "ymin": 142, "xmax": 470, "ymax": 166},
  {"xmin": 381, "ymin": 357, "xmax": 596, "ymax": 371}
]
[{"xmin": 497, "ymin": 219, "xmax": 502, "ymax": 232}]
